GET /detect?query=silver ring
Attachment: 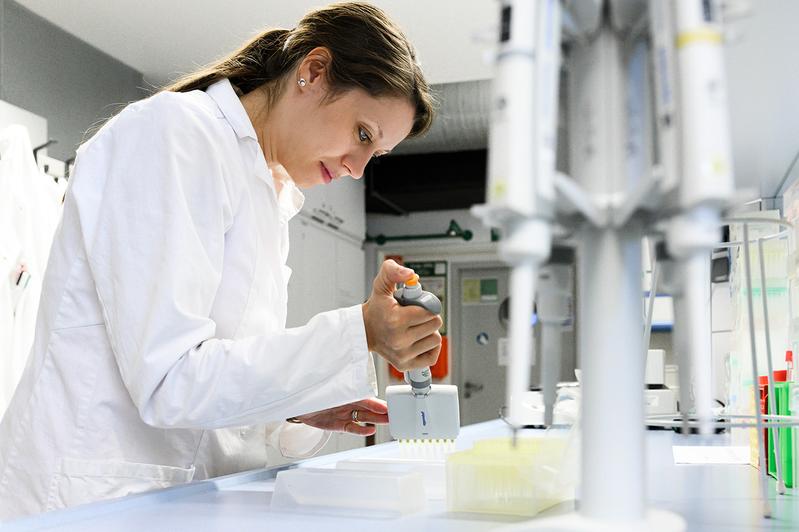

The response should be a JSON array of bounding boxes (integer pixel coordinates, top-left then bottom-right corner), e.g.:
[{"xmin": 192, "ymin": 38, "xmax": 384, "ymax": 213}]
[{"xmin": 351, "ymin": 410, "xmax": 360, "ymax": 423}]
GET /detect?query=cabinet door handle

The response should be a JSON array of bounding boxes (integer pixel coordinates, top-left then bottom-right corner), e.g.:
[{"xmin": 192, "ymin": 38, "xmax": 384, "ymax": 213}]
[{"xmin": 463, "ymin": 381, "xmax": 484, "ymax": 399}]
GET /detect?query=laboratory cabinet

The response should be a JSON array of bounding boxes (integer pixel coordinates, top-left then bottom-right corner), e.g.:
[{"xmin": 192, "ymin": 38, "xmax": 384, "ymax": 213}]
[
  {"xmin": 300, "ymin": 174, "xmax": 366, "ymax": 240},
  {"xmin": 286, "ymin": 216, "xmax": 365, "ymax": 328}
]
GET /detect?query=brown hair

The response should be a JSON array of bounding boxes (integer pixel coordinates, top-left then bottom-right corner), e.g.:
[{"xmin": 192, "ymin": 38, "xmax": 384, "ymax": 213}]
[{"xmin": 162, "ymin": 2, "xmax": 434, "ymax": 137}]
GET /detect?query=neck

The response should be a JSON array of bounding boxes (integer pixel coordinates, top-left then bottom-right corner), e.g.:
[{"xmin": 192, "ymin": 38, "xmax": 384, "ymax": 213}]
[{"xmin": 240, "ymin": 88, "xmax": 284, "ymax": 194}]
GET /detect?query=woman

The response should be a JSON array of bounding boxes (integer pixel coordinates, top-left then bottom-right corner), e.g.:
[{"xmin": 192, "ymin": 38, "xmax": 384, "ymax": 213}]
[{"xmin": 0, "ymin": 2, "xmax": 442, "ymax": 518}]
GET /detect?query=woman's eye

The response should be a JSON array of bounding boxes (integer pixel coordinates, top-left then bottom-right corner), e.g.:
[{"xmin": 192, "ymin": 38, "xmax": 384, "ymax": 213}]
[{"xmin": 358, "ymin": 127, "xmax": 372, "ymax": 143}]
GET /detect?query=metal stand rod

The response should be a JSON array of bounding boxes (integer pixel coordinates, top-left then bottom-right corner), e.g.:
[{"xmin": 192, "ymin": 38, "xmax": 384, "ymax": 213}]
[
  {"xmin": 642, "ymin": 248, "xmax": 659, "ymax": 354},
  {"xmin": 757, "ymin": 236, "xmax": 786, "ymax": 494},
  {"xmin": 742, "ymin": 223, "xmax": 773, "ymax": 518},
  {"xmin": 672, "ymin": 292, "xmax": 691, "ymax": 434},
  {"xmin": 541, "ymin": 319, "xmax": 562, "ymax": 427},
  {"xmin": 684, "ymin": 252, "xmax": 714, "ymax": 435},
  {"xmin": 579, "ymin": 224, "xmax": 645, "ymax": 522},
  {"xmin": 507, "ymin": 262, "xmax": 537, "ymax": 434}
]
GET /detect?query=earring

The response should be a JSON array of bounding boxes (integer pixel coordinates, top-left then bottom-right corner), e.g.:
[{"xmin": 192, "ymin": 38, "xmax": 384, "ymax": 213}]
[{"xmin": 298, "ymin": 78, "xmax": 307, "ymax": 87}]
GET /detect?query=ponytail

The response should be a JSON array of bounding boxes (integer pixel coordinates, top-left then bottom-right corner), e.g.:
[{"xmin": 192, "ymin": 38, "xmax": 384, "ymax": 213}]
[
  {"xmin": 162, "ymin": 2, "xmax": 434, "ymax": 137},
  {"xmin": 162, "ymin": 28, "xmax": 292, "ymax": 97}
]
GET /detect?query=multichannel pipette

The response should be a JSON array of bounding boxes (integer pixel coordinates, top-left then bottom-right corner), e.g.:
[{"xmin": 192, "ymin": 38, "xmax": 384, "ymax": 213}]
[{"xmin": 386, "ymin": 275, "xmax": 460, "ymax": 445}]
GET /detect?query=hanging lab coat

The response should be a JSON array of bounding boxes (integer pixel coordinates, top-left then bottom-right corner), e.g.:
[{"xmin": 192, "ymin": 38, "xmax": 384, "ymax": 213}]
[
  {"xmin": 0, "ymin": 79, "xmax": 377, "ymax": 519},
  {"xmin": 0, "ymin": 125, "xmax": 62, "ymax": 419}
]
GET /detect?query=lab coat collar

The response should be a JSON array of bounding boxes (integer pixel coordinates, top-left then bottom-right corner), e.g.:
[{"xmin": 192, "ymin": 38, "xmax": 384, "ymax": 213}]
[
  {"xmin": 205, "ymin": 79, "xmax": 258, "ymax": 141},
  {"xmin": 206, "ymin": 78, "xmax": 305, "ymax": 222},
  {"xmin": 276, "ymin": 177, "xmax": 305, "ymax": 224}
]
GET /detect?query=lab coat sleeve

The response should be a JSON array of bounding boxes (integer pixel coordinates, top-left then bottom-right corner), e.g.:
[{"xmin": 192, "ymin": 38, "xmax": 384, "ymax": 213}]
[{"xmin": 79, "ymin": 93, "xmax": 377, "ymax": 430}]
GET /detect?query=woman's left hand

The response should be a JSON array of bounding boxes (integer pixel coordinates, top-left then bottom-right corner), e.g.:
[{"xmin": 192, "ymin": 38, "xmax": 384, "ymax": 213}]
[{"xmin": 296, "ymin": 398, "xmax": 389, "ymax": 436}]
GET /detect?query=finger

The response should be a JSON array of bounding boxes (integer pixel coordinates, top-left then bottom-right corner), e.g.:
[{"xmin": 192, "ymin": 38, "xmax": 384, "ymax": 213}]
[
  {"xmin": 399, "ymin": 305, "xmax": 442, "ymax": 327},
  {"xmin": 390, "ymin": 331, "xmax": 440, "ymax": 369},
  {"xmin": 407, "ymin": 331, "xmax": 442, "ymax": 358},
  {"xmin": 406, "ymin": 315, "xmax": 443, "ymax": 343},
  {"xmin": 405, "ymin": 344, "xmax": 441, "ymax": 370},
  {"xmin": 374, "ymin": 260, "xmax": 415, "ymax": 296},
  {"xmin": 352, "ymin": 397, "xmax": 388, "ymax": 414},
  {"xmin": 351, "ymin": 411, "xmax": 389, "ymax": 425},
  {"xmin": 392, "ymin": 334, "xmax": 440, "ymax": 370},
  {"xmin": 344, "ymin": 421, "xmax": 377, "ymax": 436}
]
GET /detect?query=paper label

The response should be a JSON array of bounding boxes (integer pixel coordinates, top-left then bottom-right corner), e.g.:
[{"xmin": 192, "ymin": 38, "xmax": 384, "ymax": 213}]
[
  {"xmin": 497, "ymin": 337, "xmax": 534, "ymax": 367},
  {"xmin": 645, "ymin": 393, "xmax": 660, "ymax": 407}
]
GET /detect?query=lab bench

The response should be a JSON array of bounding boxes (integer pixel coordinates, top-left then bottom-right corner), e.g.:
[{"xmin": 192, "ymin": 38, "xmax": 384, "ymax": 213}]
[{"xmin": 3, "ymin": 420, "xmax": 797, "ymax": 531}]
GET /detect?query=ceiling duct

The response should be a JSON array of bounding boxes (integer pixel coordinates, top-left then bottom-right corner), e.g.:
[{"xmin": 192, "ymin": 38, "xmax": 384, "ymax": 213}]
[
  {"xmin": 364, "ymin": 79, "xmax": 491, "ymax": 214},
  {"xmin": 393, "ymin": 79, "xmax": 491, "ymax": 155},
  {"xmin": 365, "ymin": 72, "xmax": 571, "ymax": 214}
]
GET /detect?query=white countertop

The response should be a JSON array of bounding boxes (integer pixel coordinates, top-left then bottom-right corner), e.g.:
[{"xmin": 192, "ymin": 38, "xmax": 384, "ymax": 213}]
[{"xmin": 3, "ymin": 420, "xmax": 797, "ymax": 531}]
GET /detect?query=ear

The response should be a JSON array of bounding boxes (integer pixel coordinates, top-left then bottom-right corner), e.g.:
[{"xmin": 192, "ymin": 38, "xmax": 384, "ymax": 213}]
[{"xmin": 297, "ymin": 46, "xmax": 332, "ymax": 88}]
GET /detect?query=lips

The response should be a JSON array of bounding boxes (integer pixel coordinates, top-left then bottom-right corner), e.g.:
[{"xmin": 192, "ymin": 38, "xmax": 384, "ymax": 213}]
[{"xmin": 320, "ymin": 162, "xmax": 333, "ymax": 184}]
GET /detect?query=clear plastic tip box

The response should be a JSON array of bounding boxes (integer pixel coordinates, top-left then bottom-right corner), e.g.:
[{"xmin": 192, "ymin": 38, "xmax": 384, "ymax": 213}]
[
  {"xmin": 446, "ymin": 436, "xmax": 575, "ymax": 517},
  {"xmin": 270, "ymin": 467, "xmax": 427, "ymax": 517}
]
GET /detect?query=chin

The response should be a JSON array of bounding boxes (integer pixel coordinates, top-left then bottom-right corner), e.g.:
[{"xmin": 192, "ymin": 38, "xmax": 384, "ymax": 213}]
[
  {"xmin": 297, "ymin": 182, "xmax": 315, "ymax": 190},
  {"xmin": 294, "ymin": 177, "xmax": 317, "ymax": 190}
]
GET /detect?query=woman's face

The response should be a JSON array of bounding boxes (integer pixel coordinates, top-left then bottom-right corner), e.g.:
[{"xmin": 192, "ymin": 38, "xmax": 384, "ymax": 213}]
[{"xmin": 275, "ymin": 81, "xmax": 416, "ymax": 189}]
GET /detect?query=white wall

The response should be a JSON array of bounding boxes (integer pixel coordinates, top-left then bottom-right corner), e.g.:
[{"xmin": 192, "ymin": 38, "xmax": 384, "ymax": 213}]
[
  {"xmin": 0, "ymin": 100, "xmax": 46, "ymax": 148},
  {"xmin": 0, "ymin": 0, "xmax": 146, "ymax": 161},
  {"xmin": 724, "ymin": 0, "xmax": 799, "ymax": 196}
]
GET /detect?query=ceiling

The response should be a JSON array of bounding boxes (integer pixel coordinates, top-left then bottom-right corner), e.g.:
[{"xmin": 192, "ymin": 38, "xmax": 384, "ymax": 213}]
[
  {"xmin": 14, "ymin": 0, "xmax": 497, "ymax": 86},
  {"xmin": 15, "ymin": 0, "xmax": 799, "ymax": 210},
  {"xmin": 722, "ymin": 1, "xmax": 799, "ymax": 199}
]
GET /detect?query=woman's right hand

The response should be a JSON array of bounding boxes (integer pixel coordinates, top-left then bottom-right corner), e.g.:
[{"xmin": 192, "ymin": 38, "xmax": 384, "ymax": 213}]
[{"xmin": 362, "ymin": 260, "xmax": 443, "ymax": 371}]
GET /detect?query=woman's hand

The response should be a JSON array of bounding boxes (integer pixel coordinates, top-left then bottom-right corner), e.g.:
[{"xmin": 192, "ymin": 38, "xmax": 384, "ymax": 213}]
[
  {"xmin": 296, "ymin": 398, "xmax": 389, "ymax": 436},
  {"xmin": 362, "ymin": 260, "xmax": 443, "ymax": 371}
]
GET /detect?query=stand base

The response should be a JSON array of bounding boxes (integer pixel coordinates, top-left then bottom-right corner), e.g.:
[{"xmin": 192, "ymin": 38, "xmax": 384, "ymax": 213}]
[{"xmin": 499, "ymin": 509, "xmax": 686, "ymax": 531}]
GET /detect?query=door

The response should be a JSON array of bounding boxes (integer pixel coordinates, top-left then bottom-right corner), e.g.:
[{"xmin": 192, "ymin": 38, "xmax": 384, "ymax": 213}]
[{"xmin": 453, "ymin": 265, "xmax": 535, "ymax": 426}]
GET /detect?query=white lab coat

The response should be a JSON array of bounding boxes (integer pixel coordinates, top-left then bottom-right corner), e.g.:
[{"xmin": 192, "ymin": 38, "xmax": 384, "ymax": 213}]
[
  {"xmin": 0, "ymin": 126, "xmax": 62, "ymax": 418},
  {"xmin": 0, "ymin": 79, "xmax": 377, "ymax": 519}
]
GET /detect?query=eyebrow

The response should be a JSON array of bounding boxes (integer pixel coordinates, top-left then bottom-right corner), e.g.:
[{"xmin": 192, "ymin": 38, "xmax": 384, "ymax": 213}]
[
  {"xmin": 365, "ymin": 119, "xmax": 383, "ymax": 140},
  {"xmin": 364, "ymin": 119, "xmax": 388, "ymax": 156}
]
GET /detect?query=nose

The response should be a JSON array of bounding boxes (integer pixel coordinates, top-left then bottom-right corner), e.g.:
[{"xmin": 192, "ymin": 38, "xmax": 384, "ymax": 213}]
[{"xmin": 342, "ymin": 149, "xmax": 372, "ymax": 180}]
